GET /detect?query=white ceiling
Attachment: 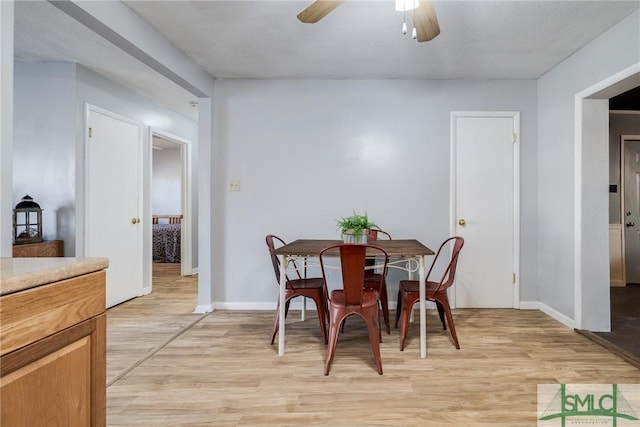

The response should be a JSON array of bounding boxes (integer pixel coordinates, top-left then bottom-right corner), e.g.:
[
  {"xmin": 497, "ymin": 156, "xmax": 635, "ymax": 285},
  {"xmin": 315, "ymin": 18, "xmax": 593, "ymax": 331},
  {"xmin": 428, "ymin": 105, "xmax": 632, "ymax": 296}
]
[{"xmin": 13, "ymin": 0, "xmax": 640, "ymax": 120}]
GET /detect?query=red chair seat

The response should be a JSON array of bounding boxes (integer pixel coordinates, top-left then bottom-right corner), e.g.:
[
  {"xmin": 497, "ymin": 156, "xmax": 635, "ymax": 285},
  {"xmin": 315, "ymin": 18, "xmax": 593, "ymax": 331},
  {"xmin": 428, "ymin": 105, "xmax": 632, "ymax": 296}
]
[
  {"xmin": 288, "ymin": 278, "xmax": 325, "ymax": 290},
  {"xmin": 330, "ymin": 289, "xmax": 379, "ymax": 308},
  {"xmin": 397, "ymin": 280, "xmax": 445, "ymax": 294}
]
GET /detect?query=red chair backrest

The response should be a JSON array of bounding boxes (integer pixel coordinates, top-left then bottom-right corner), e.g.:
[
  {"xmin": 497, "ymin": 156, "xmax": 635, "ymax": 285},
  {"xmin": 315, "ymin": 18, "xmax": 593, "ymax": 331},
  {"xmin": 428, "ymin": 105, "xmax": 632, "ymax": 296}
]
[
  {"xmin": 266, "ymin": 234, "xmax": 302, "ymax": 284},
  {"xmin": 368, "ymin": 229, "xmax": 391, "ymax": 241},
  {"xmin": 320, "ymin": 244, "xmax": 388, "ymax": 305},
  {"xmin": 428, "ymin": 236, "xmax": 464, "ymax": 294}
]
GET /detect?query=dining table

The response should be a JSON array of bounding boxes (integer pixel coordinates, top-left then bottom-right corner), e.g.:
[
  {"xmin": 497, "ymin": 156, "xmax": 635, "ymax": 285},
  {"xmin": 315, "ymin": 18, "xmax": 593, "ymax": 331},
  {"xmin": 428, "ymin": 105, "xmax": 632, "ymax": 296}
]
[{"xmin": 273, "ymin": 239, "xmax": 434, "ymax": 358}]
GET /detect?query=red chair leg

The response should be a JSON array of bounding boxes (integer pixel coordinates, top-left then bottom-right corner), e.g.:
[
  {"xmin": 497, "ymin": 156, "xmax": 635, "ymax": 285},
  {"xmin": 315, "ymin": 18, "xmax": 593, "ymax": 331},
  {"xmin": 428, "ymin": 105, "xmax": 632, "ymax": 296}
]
[
  {"xmin": 325, "ymin": 308, "xmax": 345, "ymax": 375},
  {"xmin": 399, "ymin": 291, "xmax": 418, "ymax": 351},
  {"xmin": 270, "ymin": 300, "xmax": 281, "ymax": 345},
  {"xmin": 435, "ymin": 301, "xmax": 446, "ymax": 330},
  {"xmin": 364, "ymin": 308, "xmax": 383, "ymax": 375},
  {"xmin": 395, "ymin": 287, "xmax": 402, "ymax": 328},
  {"xmin": 379, "ymin": 282, "xmax": 390, "ymax": 335},
  {"xmin": 311, "ymin": 293, "xmax": 329, "ymax": 344},
  {"xmin": 434, "ymin": 294, "xmax": 460, "ymax": 349},
  {"xmin": 270, "ymin": 297, "xmax": 293, "ymax": 345}
]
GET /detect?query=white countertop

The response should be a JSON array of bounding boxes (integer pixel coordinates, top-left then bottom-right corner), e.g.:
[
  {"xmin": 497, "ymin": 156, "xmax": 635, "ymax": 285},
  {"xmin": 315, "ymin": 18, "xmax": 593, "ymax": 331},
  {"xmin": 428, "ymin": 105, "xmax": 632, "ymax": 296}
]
[{"xmin": 0, "ymin": 257, "xmax": 109, "ymax": 296}]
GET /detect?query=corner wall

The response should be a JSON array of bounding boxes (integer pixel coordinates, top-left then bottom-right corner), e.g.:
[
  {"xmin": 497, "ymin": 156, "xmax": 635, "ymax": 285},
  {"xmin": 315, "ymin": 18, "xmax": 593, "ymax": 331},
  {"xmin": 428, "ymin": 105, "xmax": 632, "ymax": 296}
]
[{"xmin": 537, "ymin": 11, "xmax": 640, "ymax": 329}]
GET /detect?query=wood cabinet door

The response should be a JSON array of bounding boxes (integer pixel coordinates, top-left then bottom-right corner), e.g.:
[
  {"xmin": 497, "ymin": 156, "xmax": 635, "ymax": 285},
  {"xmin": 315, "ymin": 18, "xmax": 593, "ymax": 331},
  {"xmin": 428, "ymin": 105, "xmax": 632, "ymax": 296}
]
[{"xmin": 0, "ymin": 315, "xmax": 106, "ymax": 427}]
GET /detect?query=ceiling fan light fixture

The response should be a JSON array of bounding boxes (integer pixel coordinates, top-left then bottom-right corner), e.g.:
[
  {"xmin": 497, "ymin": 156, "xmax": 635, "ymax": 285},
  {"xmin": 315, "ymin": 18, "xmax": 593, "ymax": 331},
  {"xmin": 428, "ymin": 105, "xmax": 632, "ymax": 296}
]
[{"xmin": 395, "ymin": 0, "xmax": 419, "ymax": 12}]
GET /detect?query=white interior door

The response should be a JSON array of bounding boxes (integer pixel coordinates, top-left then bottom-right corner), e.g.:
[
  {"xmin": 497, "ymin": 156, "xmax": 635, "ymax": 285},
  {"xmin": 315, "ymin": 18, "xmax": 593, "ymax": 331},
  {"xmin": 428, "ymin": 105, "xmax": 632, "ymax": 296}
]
[
  {"xmin": 451, "ymin": 112, "xmax": 519, "ymax": 308},
  {"xmin": 86, "ymin": 106, "xmax": 143, "ymax": 308},
  {"xmin": 623, "ymin": 139, "xmax": 640, "ymax": 283}
]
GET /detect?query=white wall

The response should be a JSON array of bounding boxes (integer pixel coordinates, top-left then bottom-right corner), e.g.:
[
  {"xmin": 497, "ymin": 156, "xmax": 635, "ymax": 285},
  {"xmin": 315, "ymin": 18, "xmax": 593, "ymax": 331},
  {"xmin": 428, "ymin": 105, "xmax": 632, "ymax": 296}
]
[
  {"xmin": 0, "ymin": 0, "xmax": 14, "ymax": 257},
  {"xmin": 537, "ymin": 10, "xmax": 640, "ymax": 329},
  {"xmin": 213, "ymin": 79, "xmax": 538, "ymax": 307},
  {"xmin": 152, "ymin": 148, "xmax": 181, "ymax": 214},
  {"xmin": 13, "ymin": 62, "xmax": 77, "ymax": 254}
]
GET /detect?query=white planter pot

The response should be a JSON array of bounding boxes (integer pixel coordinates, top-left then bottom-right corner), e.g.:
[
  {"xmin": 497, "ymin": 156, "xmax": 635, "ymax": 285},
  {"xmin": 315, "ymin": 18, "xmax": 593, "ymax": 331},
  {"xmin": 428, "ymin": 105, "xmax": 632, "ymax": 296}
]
[{"xmin": 342, "ymin": 229, "xmax": 369, "ymax": 244}]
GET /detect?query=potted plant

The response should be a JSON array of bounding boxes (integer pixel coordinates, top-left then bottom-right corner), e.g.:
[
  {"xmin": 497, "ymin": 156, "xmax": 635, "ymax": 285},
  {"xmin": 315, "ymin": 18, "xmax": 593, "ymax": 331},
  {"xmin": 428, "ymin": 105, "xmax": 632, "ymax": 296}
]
[{"xmin": 336, "ymin": 211, "xmax": 378, "ymax": 244}]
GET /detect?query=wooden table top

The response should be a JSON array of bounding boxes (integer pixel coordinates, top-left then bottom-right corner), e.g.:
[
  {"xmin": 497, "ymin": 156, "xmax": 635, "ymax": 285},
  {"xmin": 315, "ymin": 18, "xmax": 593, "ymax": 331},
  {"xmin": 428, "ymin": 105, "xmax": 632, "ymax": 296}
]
[{"xmin": 274, "ymin": 239, "xmax": 434, "ymax": 257}]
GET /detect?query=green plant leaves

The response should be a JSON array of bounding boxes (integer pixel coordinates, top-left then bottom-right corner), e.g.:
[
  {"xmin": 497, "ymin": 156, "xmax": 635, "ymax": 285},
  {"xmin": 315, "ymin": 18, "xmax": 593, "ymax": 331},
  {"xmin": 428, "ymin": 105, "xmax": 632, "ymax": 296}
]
[{"xmin": 336, "ymin": 211, "xmax": 378, "ymax": 236}]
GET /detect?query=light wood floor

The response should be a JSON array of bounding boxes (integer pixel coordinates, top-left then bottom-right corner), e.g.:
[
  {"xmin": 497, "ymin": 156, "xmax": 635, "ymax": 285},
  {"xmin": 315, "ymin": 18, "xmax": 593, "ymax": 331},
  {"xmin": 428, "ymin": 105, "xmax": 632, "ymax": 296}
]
[{"xmin": 107, "ymin": 265, "xmax": 639, "ymax": 426}]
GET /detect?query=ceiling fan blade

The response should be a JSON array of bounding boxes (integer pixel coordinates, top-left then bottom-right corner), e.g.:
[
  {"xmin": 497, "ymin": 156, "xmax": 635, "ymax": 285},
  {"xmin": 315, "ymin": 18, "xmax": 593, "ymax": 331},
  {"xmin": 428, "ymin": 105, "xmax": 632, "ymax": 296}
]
[
  {"xmin": 411, "ymin": 0, "xmax": 440, "ymax": 42},
  {"xmin": 297, "ymin": 0, "xmax": 345, "ymax": 23}
]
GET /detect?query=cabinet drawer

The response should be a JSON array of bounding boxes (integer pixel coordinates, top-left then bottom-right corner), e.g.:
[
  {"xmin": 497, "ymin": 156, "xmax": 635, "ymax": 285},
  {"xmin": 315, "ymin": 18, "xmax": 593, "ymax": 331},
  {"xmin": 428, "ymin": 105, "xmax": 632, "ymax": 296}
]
[
  {"xmin": 0, "ymin": 270, "xmax": 106, "ymax": 356},
  {"xmin": 12, "ymin": 240, "xmax": 64, "ymax": 257}
]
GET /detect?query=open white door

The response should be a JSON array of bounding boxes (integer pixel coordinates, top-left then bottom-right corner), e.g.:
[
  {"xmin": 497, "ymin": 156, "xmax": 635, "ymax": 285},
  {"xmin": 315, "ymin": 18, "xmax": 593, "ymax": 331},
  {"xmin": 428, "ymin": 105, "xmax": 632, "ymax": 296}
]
[
  {"xmin": 86, "ymin": 105, "xmax": 143, "ymax": 308},
  {"xmin": 451, "ymin": 112, "xmax": 520, "ymax": 308},
  {"xmin": 622, "ymin": 137, "xmax": 640, "ymax": 284}
]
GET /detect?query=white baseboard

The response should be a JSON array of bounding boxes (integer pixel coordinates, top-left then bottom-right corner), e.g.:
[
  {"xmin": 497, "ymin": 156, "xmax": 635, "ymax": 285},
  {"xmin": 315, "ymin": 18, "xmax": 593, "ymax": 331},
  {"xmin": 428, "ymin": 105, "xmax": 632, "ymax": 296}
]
[
  {"xmin": 519, "ymin": 300, "xmax": 575, "ymax": 329},
  {"xmin": 213, "ymin": 300, "xmax": 438, "ymax": 311},
  {"xmin": 215, "ymin": 302, "xmax": 277, "ymax": 310},
  {"xmin": 193, "ymin": 304, "xmax": 214, "ymax": 314}
]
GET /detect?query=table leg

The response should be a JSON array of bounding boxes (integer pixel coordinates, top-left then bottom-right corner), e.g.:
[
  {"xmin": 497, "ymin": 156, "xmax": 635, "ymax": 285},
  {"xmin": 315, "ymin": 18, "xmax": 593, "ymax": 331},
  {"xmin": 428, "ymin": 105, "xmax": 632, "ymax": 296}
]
[
  {"xmin": 418, "ymin": 255, "xmax": 426, "ymax": 358},
  {"xmin": 301, "ymin": 257, "xmax": 307, "ymax": 321},
  {"xmin": 278, "ymin": 254, "xmax": 287, "ymax": 356},
  {"xmin": 407, "ymin": 260, "xmax": 415, "ymax": 323}
]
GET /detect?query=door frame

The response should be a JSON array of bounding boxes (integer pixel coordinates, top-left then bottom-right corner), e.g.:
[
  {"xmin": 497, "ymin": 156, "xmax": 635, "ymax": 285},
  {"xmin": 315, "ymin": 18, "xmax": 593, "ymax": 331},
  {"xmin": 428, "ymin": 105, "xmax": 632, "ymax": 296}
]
[
  {"xmin": 619, "ymin": 133, "xmax": 640, "ymax": 286},
  {"xmin": 84, "ymin": 103, "xmax": 146, "ymax": 298},
  {"xmin": 150, "ymin": 128, "xmax": 194, "ymax": 278},
  {"xmin": 449, "ymin": 111, "xmax": 521, "ymax": 309}
]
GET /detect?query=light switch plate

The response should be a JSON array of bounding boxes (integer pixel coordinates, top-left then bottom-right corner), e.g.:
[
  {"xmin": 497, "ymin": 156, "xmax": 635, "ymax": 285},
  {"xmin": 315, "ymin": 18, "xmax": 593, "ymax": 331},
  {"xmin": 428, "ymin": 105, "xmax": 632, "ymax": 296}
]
[{"xmin": 229, "ymin": 180, "xmax": 240, "ymax": 192}]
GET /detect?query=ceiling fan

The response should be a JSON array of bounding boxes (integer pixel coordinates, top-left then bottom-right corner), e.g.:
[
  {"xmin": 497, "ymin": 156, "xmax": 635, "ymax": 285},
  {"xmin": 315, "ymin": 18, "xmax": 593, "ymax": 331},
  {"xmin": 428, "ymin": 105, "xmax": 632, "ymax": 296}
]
[{"xmin": 296, "ymin": 0, "xmax": 440, "ymax": 42}]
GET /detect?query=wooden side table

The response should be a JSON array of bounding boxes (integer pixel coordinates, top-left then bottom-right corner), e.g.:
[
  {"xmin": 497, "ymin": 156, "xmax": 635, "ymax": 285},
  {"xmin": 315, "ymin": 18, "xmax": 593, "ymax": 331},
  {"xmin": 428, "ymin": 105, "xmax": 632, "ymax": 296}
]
[{"xmin": 12, "ymin": 240, "xmax": 64, "ymax": 257}]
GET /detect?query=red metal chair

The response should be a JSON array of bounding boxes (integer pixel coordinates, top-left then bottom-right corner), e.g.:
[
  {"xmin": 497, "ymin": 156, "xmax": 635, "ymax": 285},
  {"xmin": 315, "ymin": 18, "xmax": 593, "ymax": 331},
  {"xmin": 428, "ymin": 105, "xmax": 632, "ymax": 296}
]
[
  {"xmin": 395, "ymin": 236, "xmax": 464, "ymax": 351},
  {"xmin": 266, "ymin": 235, "xmax": 328, "ymax": 345},
  {"xmin": 320, "ymin": 243, "xmax": 389, "ymax": 375},
  {"xmin": 365, "ymin": 228, "xmax": 392, "ymax": 334}
]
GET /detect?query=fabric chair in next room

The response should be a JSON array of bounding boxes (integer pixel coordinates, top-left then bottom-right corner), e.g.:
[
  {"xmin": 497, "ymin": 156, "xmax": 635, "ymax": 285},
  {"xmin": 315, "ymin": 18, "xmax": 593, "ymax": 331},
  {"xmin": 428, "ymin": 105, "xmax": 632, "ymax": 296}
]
[
  {"xmin": 395, "ymin": 236, "xmax": 465, "ymax": 351},
  {"xmin": 266, "ymin": 235, "xmax": 328, "ymax": 345},
  {"xmin": 320, "ymin": 243, "xmax": 389, "ymax": 375}
]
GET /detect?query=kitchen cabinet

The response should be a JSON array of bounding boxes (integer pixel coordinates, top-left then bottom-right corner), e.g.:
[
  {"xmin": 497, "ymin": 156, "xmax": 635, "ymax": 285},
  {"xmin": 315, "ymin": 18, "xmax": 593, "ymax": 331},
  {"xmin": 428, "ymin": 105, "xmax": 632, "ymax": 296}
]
[{"xmin": 0, "ymin": 257, "xmax": 109, "ymax": 427}]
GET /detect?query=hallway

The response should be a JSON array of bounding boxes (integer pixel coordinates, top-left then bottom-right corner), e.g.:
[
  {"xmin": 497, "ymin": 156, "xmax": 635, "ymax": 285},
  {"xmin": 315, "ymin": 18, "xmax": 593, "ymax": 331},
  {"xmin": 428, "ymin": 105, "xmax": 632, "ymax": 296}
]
[{"xmin": 591, "ymin": 285, "xmax": 640, "ymax": 366}]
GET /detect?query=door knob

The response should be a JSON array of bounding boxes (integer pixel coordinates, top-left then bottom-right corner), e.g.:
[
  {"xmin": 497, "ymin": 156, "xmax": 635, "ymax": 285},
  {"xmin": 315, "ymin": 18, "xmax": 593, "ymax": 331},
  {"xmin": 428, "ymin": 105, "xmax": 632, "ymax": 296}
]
[
  {"xmin": 626, "ymin": 221, "xmax": 635, "ymax": 227},
  {"xmin": 458, "ymin": 219, "xmax": 466, "ymax": 226},
  {"xmin": 131, "ymin": 218, "xmax": 140, "ymax": 224}
]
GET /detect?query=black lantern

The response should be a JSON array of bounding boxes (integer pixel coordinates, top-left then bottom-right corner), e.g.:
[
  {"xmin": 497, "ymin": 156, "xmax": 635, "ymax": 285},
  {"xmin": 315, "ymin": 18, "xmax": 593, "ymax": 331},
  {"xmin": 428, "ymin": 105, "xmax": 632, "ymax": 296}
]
[{"xmin": 13, "ymin": 195, "xmax": 44, "ymax": 245}]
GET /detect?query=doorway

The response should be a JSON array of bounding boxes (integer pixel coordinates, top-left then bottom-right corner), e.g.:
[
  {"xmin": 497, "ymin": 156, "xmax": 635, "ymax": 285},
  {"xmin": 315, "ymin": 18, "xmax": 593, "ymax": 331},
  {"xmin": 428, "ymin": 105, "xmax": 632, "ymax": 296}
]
[
  {"xmin": 450, "ymin": 111, "xmax": 520, "ymax": 308},
  {"xmin": 621, "ymin": 135, "xmax": 640, "ymax": 284},
  {"xmin": 575, "ymin": 65, "xmax": 640, "ymax": 332},
  {"xmin": 150, "ymin": 129, "xmax": 193, "ymax": 278}
]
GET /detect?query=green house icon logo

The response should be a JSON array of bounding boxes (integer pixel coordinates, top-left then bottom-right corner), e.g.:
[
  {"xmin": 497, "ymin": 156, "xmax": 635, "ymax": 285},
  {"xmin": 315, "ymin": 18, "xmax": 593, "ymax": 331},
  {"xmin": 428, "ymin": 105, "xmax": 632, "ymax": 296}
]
[{"xmin": 539, "ymin": 384, "xmax": 639, "ymax": 426}]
